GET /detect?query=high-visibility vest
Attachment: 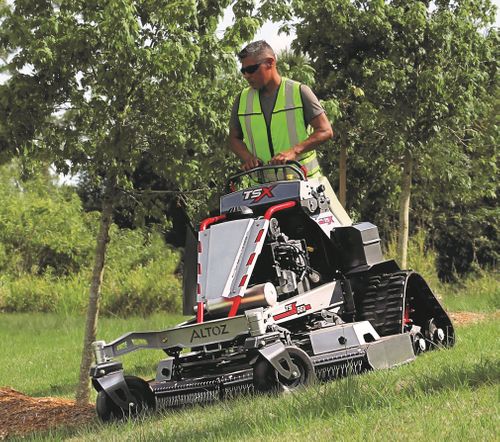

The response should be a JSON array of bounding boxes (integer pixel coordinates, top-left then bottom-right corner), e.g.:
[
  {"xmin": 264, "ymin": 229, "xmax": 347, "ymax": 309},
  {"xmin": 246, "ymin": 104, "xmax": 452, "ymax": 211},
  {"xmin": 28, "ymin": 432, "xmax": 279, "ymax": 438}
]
[{"xmin": 237, "ymin": 78, "xmax": 322, "ymax": 178}]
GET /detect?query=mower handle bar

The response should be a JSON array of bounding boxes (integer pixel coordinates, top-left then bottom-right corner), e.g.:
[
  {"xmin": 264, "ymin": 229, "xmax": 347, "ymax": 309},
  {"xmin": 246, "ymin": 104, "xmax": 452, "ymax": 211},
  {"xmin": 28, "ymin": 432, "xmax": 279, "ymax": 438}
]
[{"xmin": 225, "ymin": 161, "xmax": 306, "ymax": 192}]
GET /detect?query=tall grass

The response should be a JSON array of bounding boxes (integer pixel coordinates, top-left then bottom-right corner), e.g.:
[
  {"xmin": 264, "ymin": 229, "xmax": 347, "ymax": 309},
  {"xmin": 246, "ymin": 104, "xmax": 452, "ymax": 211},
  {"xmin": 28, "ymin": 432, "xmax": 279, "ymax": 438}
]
[
  {"xmin": 384, "ymin": 229, "xmax": 441, "ymax": 287},
  {"xmin": 384, "ymin": 230, "xmax": 500, "ymax": 312}
]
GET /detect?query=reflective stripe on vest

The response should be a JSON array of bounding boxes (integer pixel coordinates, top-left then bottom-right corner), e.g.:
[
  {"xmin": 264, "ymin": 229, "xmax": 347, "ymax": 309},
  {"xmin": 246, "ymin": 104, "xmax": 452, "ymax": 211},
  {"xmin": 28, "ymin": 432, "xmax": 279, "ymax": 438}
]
[{"xmin": 238, "ymin": 78, "xmax": 321, "ymax": 178}]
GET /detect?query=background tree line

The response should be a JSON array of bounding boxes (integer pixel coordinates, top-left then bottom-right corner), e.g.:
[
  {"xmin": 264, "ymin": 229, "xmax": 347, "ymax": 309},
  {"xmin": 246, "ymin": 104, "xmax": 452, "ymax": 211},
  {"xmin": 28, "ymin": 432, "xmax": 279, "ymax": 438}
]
[{"xmin": 0, "ymin": 0, "xmax": 497, "ymax": 403}]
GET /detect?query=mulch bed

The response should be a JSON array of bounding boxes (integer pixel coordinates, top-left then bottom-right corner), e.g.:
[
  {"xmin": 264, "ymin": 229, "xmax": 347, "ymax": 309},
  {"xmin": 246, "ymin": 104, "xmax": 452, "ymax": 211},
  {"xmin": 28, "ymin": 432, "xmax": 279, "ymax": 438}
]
[{"xmin": 0, "ymin": 387, "xmax": 95, "ymax": 439}]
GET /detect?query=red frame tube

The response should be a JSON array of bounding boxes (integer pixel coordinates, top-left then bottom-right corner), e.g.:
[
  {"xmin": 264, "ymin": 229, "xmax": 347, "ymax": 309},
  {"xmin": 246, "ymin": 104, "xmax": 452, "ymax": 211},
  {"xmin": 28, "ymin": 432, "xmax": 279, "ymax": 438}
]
[
  {"xmin": 228, "ymin": 296, "xmax": 242, "ymax": 317},
  {"xmin": 199, "ymin": 214, "xmax": 227, "ymax": 231},
  {"xmin": 196, "ymin": 301, "xmax": 204, "ymax": 323},
  {"xmin": 264, "ymin": 201, "xmax": 296, "ymax": 220}
]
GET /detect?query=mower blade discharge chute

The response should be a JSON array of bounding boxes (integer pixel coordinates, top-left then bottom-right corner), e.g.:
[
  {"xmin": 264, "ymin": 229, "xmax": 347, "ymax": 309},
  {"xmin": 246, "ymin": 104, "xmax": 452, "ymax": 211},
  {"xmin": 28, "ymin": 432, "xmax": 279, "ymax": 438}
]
[{"xmin": 90, "ymin": 163, "xmax": 454, "ymax": 421}]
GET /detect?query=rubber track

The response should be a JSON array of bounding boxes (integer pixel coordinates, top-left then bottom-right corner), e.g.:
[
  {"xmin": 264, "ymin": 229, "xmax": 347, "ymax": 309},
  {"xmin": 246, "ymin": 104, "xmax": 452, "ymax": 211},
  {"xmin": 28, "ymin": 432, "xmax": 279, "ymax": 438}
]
[{"xmin": 354, "ymin": 271, "xmax": 408, "ymax": 337}]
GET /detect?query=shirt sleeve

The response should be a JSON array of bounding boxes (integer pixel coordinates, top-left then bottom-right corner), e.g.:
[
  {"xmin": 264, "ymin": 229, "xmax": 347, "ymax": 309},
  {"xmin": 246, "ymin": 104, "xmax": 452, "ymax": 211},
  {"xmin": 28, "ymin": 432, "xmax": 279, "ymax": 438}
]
[
  {"xmin": 230, "ymin": 94, "xmax": 243, "ymax": 139},
  {"xmin": 300, "ymin": 84, "xmax": 325, "ymax": 126}
]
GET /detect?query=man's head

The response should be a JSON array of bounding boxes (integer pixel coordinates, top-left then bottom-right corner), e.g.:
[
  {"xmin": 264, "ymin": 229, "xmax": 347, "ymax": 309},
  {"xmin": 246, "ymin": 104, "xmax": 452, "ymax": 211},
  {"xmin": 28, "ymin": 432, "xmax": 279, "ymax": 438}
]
[{"xmin": 238, "ymin": 40, "xmax": 278, "ymax": 90}]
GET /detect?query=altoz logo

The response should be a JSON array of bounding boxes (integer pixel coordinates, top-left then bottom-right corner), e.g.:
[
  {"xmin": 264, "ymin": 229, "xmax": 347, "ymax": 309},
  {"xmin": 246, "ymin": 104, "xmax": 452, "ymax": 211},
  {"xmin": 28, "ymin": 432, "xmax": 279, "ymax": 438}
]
[
  {"xmin": 273, "ymin": 301, "xmax": 311, "ymax": 321},
  {"xmin": 190, "ymin": 324, "xmax": 229, "ymax": 342},
  {"xmin": 242, "ymin": 185, "xmax": 275, "ymax": 203}
]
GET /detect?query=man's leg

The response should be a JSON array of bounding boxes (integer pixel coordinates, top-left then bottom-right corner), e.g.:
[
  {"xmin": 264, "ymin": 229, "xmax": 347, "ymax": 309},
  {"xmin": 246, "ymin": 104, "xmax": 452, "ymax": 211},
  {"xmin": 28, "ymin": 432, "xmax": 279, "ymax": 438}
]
[{"xmin": 317, "ymin": 175, "xmax": 352, "ymax": 226}]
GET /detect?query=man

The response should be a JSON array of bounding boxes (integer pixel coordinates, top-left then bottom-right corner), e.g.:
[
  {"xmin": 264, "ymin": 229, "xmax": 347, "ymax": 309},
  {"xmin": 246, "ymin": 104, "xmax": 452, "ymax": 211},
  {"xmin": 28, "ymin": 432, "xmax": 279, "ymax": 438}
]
[
  {"xmin": 229, "ymin": 40, "xmax": 333, "ymax": 177},
  {"xmin": 228, "ymin": 40, "xmax": 351, "ymax": 225}
]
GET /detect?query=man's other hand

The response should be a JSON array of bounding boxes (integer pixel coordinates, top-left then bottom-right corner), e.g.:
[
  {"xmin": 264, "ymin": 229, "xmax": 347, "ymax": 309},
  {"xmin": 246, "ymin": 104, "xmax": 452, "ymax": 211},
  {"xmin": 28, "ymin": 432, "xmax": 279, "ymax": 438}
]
[{"xmin": 241, "ymin": 155, "xmax": 263, "ymax": 171}]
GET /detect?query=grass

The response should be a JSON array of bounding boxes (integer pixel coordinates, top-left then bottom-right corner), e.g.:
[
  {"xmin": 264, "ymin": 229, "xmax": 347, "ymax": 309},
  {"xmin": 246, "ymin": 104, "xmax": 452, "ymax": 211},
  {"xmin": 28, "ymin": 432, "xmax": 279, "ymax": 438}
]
[
  {"xmin": 7, "ymin": 319, "xmax": 498, "ymax": 441},
  {"xmin": 438, "ymin": 269, "xmax": 500, "ymax": 313},
  {"xmin": 1, "ymin": 272, "xmax": 498, "ymax": 441},
  {"xmin": 0, "ymin": 313, "xmax": 185, "ymax": 398}
]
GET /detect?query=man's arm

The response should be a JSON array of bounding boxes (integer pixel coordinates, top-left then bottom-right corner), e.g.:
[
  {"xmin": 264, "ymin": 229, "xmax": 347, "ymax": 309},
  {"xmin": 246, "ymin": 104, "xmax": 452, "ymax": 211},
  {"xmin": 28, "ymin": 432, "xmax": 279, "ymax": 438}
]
[
  {"xmin": 228, "ymin": 126, "xmax": 262, "ymax": 171},
  {"xmin": 269, "ymin": 112, "xmax": 333, "ymax": 164}
]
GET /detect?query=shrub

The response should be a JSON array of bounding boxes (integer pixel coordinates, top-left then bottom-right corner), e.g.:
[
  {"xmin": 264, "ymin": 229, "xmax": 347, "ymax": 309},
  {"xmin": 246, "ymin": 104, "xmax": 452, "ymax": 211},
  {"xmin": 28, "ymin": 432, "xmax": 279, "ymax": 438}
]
[{"xmin": 0, "ymin": 230, "xmax": 182, "ymax": 316}]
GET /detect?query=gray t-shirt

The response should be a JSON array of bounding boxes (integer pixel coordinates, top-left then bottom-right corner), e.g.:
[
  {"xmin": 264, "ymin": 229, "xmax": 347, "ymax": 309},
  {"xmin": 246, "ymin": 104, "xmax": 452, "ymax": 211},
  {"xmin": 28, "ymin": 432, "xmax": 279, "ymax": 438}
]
[{"xmin": 230, "ymin": 82, "xmax": 325, "ymax": 139}]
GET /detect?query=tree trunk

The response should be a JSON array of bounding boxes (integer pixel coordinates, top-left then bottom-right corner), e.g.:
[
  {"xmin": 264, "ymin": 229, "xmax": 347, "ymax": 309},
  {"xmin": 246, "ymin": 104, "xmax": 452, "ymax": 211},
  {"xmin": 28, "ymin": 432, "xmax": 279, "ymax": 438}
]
[
  {"xmin": 339, "ymin": 145, "xmax": 347, "ymax": 207},
  {"xmin": 397, "ymin": 150, "xmax": 413, "ymax": 269},
  {"xmin": 75, "ymin": 196, "xmax": 113, "ymax": 405}
]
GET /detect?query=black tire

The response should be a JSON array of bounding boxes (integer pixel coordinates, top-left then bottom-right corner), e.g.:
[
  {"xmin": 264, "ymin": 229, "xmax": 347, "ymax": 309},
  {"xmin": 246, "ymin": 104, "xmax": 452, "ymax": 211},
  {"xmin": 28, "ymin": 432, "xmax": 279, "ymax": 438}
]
[
  {"xmin": 96, "ymin": 390, "xmax": 122, "ymax": 422},
  {"xmin": 253, "ymin": 346, "xmax": 315, "ymax": 393},
  {"xmin": 96, "ymin": 375, "xmax": 156, "ymax": 422}
]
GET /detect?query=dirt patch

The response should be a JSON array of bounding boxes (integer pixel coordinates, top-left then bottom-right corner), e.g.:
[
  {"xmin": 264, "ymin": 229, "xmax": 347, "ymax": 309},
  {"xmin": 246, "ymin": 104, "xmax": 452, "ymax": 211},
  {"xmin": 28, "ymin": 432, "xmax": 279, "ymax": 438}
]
[
  {"xmin": 449, "ymin": 310, "xmax": 497, "ymax": 325},
  {"xmin": 0, "ymin": 387, "xmax": 95, "ymax": 439}
]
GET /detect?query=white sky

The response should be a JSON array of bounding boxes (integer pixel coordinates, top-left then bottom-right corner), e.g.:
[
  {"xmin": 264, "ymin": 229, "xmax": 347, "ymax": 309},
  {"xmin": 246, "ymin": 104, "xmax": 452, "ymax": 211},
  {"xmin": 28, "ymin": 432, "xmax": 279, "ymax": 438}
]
[{"xmin": 217, "ymin": 8, "xmax": 295, "ymax": 53}]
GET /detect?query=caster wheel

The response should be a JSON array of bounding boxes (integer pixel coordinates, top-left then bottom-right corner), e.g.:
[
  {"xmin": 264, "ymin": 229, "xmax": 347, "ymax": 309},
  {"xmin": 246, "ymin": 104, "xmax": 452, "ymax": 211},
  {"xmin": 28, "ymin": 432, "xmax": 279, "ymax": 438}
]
[
  {"xmin": 253, "ymin": 346, "xmax": 315, "ymax": 394},
  {"xmin": 96, "ymin": 375, "xmax": 155, "ymax": 422}
]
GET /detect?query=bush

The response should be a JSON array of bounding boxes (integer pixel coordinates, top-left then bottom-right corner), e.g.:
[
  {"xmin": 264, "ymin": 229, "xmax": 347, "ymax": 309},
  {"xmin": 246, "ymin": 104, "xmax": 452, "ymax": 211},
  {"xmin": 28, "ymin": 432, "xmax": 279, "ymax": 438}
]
[
  {"xmin": 102, "ymin": 261, "xmax": 182, "ymax": 317},
  {"xmin": 0, "ymin": 273, "xmax": 90, "ymax": 314},
  {"xmin": 0, "ymin": 162, "xmax": 96, "ymax": 277},
  {"xmin": 0, "ymin": 161, "xmax": 183, "ymax": 316},
  {"xmin": 0, "ymin": 231, "xmax": 182, "ymax": 316},
  {"xmin": 432, "ymin": 202, "xmax": 499, "ymax": 282}
]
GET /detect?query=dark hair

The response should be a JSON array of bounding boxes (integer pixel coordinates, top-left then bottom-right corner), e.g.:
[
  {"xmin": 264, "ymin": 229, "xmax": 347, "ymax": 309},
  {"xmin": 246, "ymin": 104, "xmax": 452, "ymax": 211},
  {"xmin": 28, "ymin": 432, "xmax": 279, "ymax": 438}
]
[{"xmin": 237, "ymin": 40, "xmax": 276, "ymax": 61}]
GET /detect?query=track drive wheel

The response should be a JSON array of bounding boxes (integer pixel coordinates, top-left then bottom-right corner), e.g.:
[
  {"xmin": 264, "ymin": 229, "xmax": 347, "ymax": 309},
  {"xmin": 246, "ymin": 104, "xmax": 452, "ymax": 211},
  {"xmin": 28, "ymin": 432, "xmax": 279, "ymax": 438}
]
[
  {"xmin": 96, "ymin": 375, "xmax": 155, "ymax": 422},
  {"xmin": 253, "ymin": 346, "xmax": 316, "ymax": 394}
]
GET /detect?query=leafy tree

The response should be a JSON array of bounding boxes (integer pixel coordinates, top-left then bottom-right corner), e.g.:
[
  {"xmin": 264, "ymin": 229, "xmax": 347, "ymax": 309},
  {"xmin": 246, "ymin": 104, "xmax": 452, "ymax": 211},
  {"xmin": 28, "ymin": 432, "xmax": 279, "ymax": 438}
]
[
  {"xmin": 277, "ymin": 49, "xmax": 316, "ymax": 86},
  {"xmin": 0, "ymin": 0, "xmax": 261, "ymax": 404},
  {"xmin": 291, "ymin": 0, "xmax": 497, "ymax": 267}
]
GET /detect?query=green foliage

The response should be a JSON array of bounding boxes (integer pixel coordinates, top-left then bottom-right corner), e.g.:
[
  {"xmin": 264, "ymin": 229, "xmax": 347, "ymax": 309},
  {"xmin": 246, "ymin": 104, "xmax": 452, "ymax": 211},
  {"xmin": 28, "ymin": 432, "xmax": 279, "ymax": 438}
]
[
  {"xmin": 0, "ymin": 161, "xmax": 182, "ymax": 315},
  {"xmin": 0, "ymin": 0, "xmax": 261, "ymax": 202},
  {"xmin": 277, "ymin": 49, "xmax": 316, "ymax": 87},
  {"xmin": 384, "ymin": 230, "xmax": 499, "ymax": 312},
  {"xmin": 290, "ymin": 0, "xmax": 498, "ymax": 275},
  {"xmin": 0, "ymin": 232, "xmax": 182, "ymax": 316},
  {"xmin": 440, "ymin": 269, "xmax": 500, "ymax": 313},
  {"xmin": 102, "ymin": 229, "xmax": 182, "ymax": 316},
  {"xmin": 384, "ymin": 229, "xmax": 440, "ymax": 288},
  {"xmin": 0, "ymin": 161, "xmax": 96, "ymax": 277}
]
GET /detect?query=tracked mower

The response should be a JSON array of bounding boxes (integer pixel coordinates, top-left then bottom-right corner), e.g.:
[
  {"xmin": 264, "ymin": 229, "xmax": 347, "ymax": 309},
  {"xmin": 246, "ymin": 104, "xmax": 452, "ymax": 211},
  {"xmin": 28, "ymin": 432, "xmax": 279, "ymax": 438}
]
[{"xmin": 90, "ymin": 163, "xmax": 454, "ymax": 421}]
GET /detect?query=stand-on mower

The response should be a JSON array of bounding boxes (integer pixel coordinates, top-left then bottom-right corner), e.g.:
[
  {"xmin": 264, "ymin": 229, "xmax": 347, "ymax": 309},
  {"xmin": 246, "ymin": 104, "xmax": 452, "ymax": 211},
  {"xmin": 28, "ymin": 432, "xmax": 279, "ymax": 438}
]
[{"xmin": 90, "ymin": 163, "xmax": 454, "ymax": 421}]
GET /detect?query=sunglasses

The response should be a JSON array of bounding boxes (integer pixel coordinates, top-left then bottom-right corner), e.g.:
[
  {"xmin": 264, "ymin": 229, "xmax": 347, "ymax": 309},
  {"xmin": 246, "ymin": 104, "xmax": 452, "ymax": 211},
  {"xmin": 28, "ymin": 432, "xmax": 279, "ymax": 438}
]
[{"xmin": 240, "ymin": 62, "xmax": 263, "ymax": 75}]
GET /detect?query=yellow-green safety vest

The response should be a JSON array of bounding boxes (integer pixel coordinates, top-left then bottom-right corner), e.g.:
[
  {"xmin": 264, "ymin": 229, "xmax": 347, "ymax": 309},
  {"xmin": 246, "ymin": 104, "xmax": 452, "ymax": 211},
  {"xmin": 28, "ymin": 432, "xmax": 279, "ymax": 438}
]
[{"xmin": 237, "ymin": 78, "xmax": 322, "ymax": 178}]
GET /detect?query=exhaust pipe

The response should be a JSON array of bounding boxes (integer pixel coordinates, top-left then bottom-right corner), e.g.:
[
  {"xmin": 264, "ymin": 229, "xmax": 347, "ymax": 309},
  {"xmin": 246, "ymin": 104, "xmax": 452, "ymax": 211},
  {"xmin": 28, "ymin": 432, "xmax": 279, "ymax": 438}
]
[{"xmin": 194, "ymin": 283, "xmax": 277, "ymax": 317}]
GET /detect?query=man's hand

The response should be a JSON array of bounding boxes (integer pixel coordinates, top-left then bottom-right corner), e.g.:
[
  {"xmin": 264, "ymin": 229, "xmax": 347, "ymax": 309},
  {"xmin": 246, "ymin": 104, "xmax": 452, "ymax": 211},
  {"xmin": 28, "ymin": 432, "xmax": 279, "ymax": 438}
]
[
  {"xmin": 241, "ymin": 155, "xmax": 263, "ymax": 171},
  {"xmin": 269, "ymin": 147, "xmax": 298, "ymax": 165}
]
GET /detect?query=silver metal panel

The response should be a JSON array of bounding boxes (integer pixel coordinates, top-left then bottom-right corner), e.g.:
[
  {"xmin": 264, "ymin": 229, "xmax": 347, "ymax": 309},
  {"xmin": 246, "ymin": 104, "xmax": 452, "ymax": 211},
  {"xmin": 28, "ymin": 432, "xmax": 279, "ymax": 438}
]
[
  {"xmin": 309, "ymin": 321, "xmax": 380, "ymax": 355},
  {"xmin": 198, "ymin": 219, "xmax": 255, "ymax": 302},
  {"xmin": 365, "ymin": 333, "xmax": 415, "ymax": 369},
  {"xmin": 227, "ymin": 218, "xmax": 269, "ymax": 298},
  {"xmin": 265, "ymin": 281, "xmax": 340, "ymax": 324}
]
